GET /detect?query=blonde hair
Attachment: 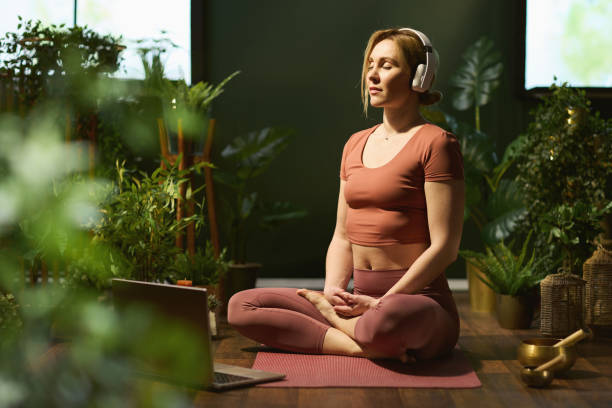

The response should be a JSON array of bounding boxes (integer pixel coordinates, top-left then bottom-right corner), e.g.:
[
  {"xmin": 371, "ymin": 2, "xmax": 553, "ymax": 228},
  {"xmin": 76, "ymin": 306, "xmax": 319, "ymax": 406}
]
[{"xmin": 360, "ymin": 28, "xmax": 442, "ymax": 116}]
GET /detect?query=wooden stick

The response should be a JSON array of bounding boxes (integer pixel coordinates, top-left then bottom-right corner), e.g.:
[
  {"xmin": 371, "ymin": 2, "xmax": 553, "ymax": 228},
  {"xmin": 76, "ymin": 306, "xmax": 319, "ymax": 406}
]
[
  {"xmin": 534, "ymin": 354, "xmax": 565, "ymax": 372},
  {"xmin": 203, "ymin": 119, "xmax": 220, "ymax": 258},
  {"xmin": 6, "ymin": 73, "xmax": 14, "ymax": 113},
  {"xmin": 157, "ymin": 117, "xmax": 170, "ymax": 166},
  {"xmin": 186, "ymin": 137, "xmax": 195, "ymax": 257},
  {"xmin": 176, "ymin": 118, "xmax": 185, "ymax": 250},
  {"xmin": 553, "ymin": 328, "xmax": 591, "ymax": 347},
  {"xmin": 186, "ymin": 170, "xmax": 196, "ymax": 257},
  {"xmin": 30, "ymin": 256, "xmax": 37, "ymax": 286},
  {"xmin": 41, "ymin": 260, "xmax": 48, "ymax": 285}
]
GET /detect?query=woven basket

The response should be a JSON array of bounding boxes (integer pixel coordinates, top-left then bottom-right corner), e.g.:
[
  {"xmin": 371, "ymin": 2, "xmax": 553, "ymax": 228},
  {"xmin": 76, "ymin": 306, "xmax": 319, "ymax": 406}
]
[
  {"xmin": 583, "ymin": 241, "xmax": 612, "ymax": 327},
  {"xmin": 540, "ymin": 272, "xmax": 586, "ymax": 337}
]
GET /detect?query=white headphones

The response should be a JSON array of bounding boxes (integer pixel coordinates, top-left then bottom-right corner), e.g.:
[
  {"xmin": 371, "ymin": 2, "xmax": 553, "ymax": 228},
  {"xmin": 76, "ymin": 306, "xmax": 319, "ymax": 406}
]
[{"xmin": 398, "ymin": 28, "xmax": 438, "ymax": 93}]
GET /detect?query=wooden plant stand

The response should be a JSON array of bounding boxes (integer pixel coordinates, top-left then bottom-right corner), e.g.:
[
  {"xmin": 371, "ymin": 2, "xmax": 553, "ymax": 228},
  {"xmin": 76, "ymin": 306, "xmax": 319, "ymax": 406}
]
[{"xmin": 157, "ymin": 117, "xmax": 220, "ymax": 258}]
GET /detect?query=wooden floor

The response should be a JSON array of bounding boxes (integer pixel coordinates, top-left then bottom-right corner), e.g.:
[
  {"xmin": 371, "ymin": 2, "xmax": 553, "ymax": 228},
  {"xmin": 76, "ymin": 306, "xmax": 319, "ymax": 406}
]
[{"xmin": 169, "ymin": 292, "xmax": 612, "ymax": 407}]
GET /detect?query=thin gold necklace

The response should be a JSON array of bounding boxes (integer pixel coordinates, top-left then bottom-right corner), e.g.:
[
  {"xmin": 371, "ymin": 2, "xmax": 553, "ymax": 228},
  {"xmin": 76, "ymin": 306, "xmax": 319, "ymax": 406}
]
[{"xmin": 382, "ymin": 120, "xmax": 424, "ymax": 141}]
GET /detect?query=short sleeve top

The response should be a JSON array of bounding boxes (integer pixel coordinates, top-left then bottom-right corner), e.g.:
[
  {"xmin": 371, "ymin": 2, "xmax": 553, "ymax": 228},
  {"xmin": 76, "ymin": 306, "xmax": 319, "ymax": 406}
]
[{"xmin": 339, "ymin": 123, "xmax": 463, "ymax": 246}]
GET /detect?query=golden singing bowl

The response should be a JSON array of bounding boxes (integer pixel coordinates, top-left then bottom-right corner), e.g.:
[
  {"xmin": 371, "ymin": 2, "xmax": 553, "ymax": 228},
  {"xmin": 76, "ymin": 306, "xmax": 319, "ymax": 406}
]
[
  {"xmin": 517, "ymin": 338, "xmax": 577, "ymax": 374},
  {"xmin": 520, "ymin": 367, "xmax": 555, "ymax": 388}
]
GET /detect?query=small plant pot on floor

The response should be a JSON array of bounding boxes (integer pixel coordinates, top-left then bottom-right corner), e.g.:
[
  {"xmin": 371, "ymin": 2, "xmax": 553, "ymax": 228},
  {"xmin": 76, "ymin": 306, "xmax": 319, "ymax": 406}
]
[
  {"xmin": 224, "ymin": 262, "xmax": 261, "ymax": 301},
  {"xmin": 496, "ymin": 293, "xmax": 534, "ymax": 329},
  {"xmin": 467, "ymin": 262, "xmax": 496, "ymax": 313}
]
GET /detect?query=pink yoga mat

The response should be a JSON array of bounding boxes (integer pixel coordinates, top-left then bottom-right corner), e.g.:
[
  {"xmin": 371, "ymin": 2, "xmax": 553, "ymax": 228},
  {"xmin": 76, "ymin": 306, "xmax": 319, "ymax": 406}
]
[{"xmin": 252, "ymin": 346, "xmax": 481, "ymax": 388}]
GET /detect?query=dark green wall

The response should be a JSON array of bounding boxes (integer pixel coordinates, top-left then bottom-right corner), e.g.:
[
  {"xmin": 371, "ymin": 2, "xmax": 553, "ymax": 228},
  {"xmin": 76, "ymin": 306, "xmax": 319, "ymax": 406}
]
[{"xmin": 198, "ymin": 1, "xmax": 600, "ymax": 278}]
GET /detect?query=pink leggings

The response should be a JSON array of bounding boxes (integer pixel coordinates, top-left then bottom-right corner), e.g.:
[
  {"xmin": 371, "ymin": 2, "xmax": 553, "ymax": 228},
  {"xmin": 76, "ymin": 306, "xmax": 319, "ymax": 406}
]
[{"xmin": 227, "ymin": 268, "xmax": 460, "ymax": 360}]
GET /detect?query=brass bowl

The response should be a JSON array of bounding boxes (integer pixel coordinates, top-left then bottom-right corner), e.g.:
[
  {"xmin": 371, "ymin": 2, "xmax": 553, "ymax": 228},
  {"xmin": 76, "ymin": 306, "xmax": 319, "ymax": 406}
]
[
  {"xmin": 520, "ymin": 367, "xmax": 555, "ymax": 388},
  {"xmin": 517, "ymin": 338, "xmax": 577, "ymax": 374}
]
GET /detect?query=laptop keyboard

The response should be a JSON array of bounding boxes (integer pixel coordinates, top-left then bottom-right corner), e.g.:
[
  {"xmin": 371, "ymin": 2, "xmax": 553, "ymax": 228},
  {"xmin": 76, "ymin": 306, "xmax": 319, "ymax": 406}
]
[{"xmin": 214, "ymin": 371, "xmax": 252, "ymax": 384}]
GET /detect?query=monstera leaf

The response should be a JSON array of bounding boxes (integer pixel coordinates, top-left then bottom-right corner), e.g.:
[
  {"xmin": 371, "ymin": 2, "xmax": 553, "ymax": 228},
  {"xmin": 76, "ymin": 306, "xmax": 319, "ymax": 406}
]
[
  {"xmin": 220, "ymin": 127, "xmax": 294, "ymax": 181},
  {"xmin": 449, "ymin": 37, "xmax": 503, "ymax": 111}
]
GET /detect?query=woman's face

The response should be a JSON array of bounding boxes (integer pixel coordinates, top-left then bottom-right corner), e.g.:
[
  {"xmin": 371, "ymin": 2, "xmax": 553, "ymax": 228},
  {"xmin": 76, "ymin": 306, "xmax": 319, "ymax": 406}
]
[{"xmin": 367, "ymin": 39, "xmax": 413, "ymax": 108}]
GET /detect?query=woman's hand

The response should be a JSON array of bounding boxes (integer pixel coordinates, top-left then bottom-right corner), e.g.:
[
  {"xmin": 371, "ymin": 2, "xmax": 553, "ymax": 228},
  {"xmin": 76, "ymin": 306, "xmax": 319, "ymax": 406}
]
[
  {"xmin": 323, "ymin": 286, "xmax": 349, "ymax": 307},
  {"xmin": 333, "ymin": 293, "xmax": 380, "ymax": 317}
]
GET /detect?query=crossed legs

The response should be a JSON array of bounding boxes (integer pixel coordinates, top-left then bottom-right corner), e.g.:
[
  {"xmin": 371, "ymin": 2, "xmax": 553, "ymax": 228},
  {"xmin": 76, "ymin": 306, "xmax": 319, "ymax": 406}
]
[
  {"xmin": 296, "ymin": 289, "xmax": 413, "ymax": 362},
  {"xmin": 228, "ymin": 287, "xmax": 457, "ymax": 362}
]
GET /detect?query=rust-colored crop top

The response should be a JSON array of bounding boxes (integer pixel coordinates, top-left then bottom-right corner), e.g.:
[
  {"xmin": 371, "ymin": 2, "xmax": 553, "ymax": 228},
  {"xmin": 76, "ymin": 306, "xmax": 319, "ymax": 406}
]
[{"xmin": 339, "ymin": 123, "xmax": 464, "ymax": 246}]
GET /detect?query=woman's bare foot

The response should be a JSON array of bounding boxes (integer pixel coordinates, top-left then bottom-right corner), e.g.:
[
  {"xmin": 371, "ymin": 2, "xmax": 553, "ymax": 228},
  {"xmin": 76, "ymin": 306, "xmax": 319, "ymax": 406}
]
[{"xmin": 296, "ymin": 288, "xmax": 338, "ymax": 323}]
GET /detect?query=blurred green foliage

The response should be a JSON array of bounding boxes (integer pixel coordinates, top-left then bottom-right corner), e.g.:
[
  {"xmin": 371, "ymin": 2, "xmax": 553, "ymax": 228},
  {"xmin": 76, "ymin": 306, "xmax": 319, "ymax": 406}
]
[
  {"xmin": 0, "ymin": 18, "xmax": 233, "ymax": 406},
  {"xmin": 0, "ymin": 108, "xmax": 206, "ymax": 406}
]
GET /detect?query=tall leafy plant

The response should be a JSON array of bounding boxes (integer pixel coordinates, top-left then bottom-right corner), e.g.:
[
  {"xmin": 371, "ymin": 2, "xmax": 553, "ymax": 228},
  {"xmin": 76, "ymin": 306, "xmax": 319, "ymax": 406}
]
[
  {"xmin": 513, "ymin": 83, "xmax": 612, "ymax": 274},
  {"xmin": 90, "ymin": 159, "xmax": 207, "ymax": 283},
  {"xmin": 423, "ymin": 36, "xmax": 524, "ymax": 245},
  {"xmin": 167, "ymin": 71, "xmax": 240, "ymax": 139}
]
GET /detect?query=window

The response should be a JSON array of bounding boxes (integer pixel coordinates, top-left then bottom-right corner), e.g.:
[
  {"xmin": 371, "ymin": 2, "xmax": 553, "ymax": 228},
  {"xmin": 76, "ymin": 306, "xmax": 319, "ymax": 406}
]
[{"xmin": 1, "ymin": 1, "xmax": 191, "ymax": 84}]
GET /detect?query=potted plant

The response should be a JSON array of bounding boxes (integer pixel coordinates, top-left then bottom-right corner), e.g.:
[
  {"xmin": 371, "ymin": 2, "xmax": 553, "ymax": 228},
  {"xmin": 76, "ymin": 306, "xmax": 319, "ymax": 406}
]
[
  {"xmin": 170, "ymin": 241, "xmax": 229, "ymax": 336},
  {"xmin": 214, "ymin": 127, "xmax": 308, "ymax": 299},
  {"xmin": 459, "ymin": 232, "xmax": 551, "ymax": 329},
  {"xmin": 513, "ymin": 83, "xmax": 612, "ymax": 276},
  {"xmin": 137, "ymin": 39, "xmax": 239, "ymax": 154},
  {"xmin": 82, "ymin": 159, "xmax": 206, "ymax": 285},
  {"xmin": 172, "ymin": 242, "xmax": 229, "ymax": 289},
  {"xmin": 165, "ymin": 73, "xmax": 239, "ymax": 153},
  {"xmin": 538, "ymin": 202, "xmax": 612, "ymax": 274}
]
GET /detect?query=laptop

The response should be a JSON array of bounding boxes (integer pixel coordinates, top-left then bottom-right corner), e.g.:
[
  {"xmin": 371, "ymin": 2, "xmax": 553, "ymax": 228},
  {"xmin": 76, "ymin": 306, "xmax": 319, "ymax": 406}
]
[{"xmin": 111, "ymin": 278, "xmax": 285, "ymax": 390}]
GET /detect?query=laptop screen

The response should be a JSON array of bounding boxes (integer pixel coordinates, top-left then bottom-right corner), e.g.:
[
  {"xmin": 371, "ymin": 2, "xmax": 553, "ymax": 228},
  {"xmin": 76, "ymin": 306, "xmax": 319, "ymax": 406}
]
[{"xmin": 111, "ymin": 279, "xmax": 214, "ymax": 387}]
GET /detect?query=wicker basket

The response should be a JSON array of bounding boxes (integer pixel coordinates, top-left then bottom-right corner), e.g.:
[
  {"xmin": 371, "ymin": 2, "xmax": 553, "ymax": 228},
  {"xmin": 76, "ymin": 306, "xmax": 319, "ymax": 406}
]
[
  {"xmin": 583, "ymin": 241, "xmax": 612, "ymax": 328},
  {"xmin": 540, "ymin": 272, "xmax": 586, "ymax": 337}
]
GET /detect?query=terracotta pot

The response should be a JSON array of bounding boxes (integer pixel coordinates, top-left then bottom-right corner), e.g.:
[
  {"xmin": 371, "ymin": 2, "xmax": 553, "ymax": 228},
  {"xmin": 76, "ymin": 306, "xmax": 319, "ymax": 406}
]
[
  {"xmin": 467, "ymin": 262, "xmax": 496, "ymax": 313},
  {"xmin": 496, "ymin": 293, "xmax": 534, "ymax": 329}
]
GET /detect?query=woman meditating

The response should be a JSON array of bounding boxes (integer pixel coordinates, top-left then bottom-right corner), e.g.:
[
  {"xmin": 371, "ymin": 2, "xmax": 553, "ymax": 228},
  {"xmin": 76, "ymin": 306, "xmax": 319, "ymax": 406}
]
[{"xmin": 228, "ymin": 27, "xmax": 465, "ymax": 362}]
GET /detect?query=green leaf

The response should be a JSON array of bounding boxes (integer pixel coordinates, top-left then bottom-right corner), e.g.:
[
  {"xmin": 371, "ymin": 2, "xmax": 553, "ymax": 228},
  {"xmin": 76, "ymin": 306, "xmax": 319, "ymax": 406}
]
[
  {"xmin": 449, "ymin": 37, "xmax": 503, "ymax": 111},
  {"xmin": 221, "ymin": 127, "xmax": 294, "ymax": 180}
]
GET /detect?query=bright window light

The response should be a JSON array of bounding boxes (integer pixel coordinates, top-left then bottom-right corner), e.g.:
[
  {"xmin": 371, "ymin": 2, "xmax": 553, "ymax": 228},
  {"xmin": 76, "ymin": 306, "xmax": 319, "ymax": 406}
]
[
  {"xmin": 525, "ymin": 0, "xmax": 612, "ymax": 89},
  {"xmin": 77, "ymin": 0, "xmax": 191, "ymax": 84},
  {"xmin": 0, "ymin": 2, "xmax": 73, "ymax": 34}
]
